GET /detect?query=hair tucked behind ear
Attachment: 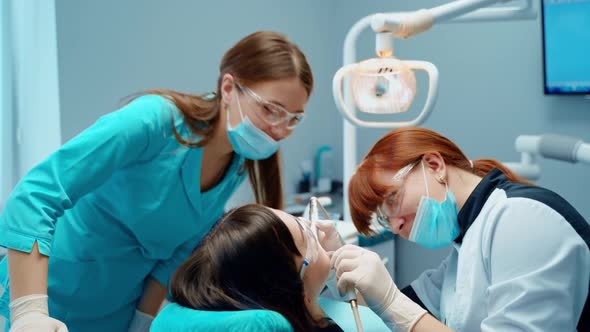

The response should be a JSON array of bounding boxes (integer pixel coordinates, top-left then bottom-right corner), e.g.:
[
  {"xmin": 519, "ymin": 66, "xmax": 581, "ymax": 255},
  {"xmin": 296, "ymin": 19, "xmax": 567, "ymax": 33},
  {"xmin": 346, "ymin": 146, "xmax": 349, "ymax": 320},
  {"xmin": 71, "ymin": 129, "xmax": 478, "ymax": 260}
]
[
  {"xmin": 170, "ymin": 204, "xmax": 315, "ymax": 332},
  {"xmin": 348, "ymin": 127, "xmax": 532, "ymax": 235},
  {"xmin": 129, "ymin": 31, "xmax": 313, "ymax": 209}
]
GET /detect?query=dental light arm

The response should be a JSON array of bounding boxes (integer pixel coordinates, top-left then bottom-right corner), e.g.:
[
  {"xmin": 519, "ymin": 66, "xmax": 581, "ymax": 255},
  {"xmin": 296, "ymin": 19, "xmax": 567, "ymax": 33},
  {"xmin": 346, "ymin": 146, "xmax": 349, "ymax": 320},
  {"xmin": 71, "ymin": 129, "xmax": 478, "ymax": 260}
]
[
  {"xmin": 371, "ymin": 0, "xmax": 536, "ymax": 39},
  {"xmin": 504, "ymin": 134, "xmax": 590, "ymax": 180}
]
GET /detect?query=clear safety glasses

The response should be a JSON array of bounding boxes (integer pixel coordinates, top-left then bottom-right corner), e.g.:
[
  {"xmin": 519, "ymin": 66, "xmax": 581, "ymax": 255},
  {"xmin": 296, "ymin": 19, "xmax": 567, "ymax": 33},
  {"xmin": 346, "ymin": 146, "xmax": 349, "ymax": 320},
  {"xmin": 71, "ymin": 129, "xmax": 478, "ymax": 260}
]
[
  {"xmin": 375, "ymin": 159, "xmax": 421, "ymax": 229},
  {"xmin": 294, "ymin": 216, "xmax": 319, "ymax": 279},
  {"xmin": 236, "ymin": 83, "xmax": 305, "ymax": 130}
]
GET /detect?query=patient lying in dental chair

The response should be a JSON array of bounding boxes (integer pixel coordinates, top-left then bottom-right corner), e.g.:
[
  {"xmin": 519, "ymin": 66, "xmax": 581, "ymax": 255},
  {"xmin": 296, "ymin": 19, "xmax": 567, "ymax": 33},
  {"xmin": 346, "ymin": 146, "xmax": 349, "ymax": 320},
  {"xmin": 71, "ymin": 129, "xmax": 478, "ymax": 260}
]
[{"xmin": 154, "ymin": 204, "xmax": 343, "ymax": 332}]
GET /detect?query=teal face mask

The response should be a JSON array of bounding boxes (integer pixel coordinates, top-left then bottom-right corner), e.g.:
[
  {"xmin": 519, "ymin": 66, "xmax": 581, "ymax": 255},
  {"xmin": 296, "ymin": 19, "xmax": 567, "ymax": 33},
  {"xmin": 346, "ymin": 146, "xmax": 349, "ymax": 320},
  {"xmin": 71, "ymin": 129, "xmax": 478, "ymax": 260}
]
[
  {"xmin": 408, "ymin": 162, "xmax": 460, "ymax": 249},
  {"xmin": 226, "ymin": 91, "xmax": 279, "ymax": 160}
]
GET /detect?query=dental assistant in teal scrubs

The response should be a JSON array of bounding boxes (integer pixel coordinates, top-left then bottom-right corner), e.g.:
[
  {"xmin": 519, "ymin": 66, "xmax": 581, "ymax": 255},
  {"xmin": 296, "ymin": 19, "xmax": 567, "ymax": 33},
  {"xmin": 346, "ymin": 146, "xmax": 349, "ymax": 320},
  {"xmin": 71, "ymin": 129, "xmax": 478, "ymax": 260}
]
[{"xmin": 0, "ymin": 30, "xmax": 313, "ymax": 332}]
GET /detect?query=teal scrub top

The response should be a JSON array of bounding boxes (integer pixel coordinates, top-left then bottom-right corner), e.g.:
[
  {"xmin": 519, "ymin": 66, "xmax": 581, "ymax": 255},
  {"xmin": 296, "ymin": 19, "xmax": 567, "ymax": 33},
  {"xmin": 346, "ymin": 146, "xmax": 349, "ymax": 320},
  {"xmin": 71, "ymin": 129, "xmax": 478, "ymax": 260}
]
[{"xmin": 0, "ymin": 95, "xmax": 246, "ymax": 332}]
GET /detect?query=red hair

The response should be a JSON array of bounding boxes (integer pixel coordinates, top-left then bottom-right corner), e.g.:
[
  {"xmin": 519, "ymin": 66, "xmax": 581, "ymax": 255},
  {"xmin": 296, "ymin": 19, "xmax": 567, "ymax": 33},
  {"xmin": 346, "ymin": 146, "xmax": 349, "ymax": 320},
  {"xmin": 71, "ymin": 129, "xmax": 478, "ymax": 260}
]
[{"xmin": 348, "ymin": 127, "xmax": 530, "ymax": 235}]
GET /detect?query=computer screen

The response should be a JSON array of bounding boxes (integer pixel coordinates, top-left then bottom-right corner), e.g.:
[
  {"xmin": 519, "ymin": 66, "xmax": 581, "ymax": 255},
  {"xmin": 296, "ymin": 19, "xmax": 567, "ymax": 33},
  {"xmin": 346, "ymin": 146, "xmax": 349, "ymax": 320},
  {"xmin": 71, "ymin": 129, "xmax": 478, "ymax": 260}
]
[{"xmin": 542, "ymin": 0, "xmax": 590, "ymax": 94}]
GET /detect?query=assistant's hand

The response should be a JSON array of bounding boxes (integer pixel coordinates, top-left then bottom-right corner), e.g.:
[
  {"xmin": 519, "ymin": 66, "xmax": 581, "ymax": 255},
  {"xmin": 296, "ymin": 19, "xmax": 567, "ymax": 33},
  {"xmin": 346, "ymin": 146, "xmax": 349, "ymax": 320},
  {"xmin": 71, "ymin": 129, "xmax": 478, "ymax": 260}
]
[
  {"xmin": 9, "ymin": 312, "xmax": 68, "ymax": 332},
  {"xmin": 315, "ymin": 219, "xmax": 344, "ymax": 252},
  {"xmin": 9, "ymin": 294, "xmax": 68, "ymax": 332},
  {"xmin": 331, "ymin": 245, "xmax": 426, "ymax": 332}
]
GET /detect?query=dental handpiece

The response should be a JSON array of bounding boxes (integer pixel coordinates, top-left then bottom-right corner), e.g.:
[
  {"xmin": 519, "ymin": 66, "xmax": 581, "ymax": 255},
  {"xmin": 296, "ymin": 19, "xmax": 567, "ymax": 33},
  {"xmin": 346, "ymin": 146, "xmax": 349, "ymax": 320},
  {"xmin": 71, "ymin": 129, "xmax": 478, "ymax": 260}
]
[
  {"xmin": 309, "ymin": 197, "xmax": 363, "ymax": 332},
  {"xmin": 350, "ymin": 299, "xmax": 363, "ymax": 332},
  {"xmin": 309, "ymin": 197, "xmax": 320, "ymax": 240}
]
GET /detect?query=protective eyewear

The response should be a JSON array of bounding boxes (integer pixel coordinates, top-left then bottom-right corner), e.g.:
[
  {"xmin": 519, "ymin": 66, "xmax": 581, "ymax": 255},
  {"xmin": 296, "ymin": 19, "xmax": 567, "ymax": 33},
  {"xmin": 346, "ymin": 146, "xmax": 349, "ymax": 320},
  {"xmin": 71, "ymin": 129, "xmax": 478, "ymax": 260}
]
[
  {"xmin": 236, "ymin": 83, "xmax": 304, "ymax": 130},
  {"xmin": 376, "ymin": 159, "xmax": 421, "ymax": 228},
  {"xmin": 294, "ymin": 216, "xmax": 319, "ymax": 279}
]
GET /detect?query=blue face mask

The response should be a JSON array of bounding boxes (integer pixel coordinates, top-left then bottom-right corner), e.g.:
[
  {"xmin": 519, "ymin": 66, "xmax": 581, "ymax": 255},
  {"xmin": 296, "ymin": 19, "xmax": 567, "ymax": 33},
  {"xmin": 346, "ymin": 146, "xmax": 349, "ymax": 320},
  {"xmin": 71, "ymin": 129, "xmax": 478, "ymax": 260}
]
[
  {"xmin": 408, "ymin": 162, "xmax": 460, "ymax": 249},
  {"xmin": 226, "ymin": 92, "xmax": 280, "ymax": 160}
]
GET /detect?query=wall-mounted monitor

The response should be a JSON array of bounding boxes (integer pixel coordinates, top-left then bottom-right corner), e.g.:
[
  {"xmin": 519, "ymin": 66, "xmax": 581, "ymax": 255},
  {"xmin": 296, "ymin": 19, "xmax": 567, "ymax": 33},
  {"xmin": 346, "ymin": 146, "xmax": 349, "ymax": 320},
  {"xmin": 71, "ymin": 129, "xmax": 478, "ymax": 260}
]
[{"xmin": 542, "ymin": 0, "xmax": 590, "ymax": 94}]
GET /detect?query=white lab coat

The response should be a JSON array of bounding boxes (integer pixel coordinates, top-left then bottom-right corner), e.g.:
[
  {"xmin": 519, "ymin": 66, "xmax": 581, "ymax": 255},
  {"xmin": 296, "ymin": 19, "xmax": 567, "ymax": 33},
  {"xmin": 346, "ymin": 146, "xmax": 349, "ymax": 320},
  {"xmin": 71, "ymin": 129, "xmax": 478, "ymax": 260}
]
[{"xmin": 410, "ymin": 169, "xmax": 590, "ymax": 331}]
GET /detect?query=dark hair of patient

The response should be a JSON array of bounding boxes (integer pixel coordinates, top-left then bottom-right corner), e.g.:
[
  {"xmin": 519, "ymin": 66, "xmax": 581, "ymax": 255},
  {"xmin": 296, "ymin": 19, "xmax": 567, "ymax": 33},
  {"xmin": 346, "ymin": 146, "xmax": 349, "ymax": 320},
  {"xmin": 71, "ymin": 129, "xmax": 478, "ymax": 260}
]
[{"xmin": 170, "ymin": 204, "xmax": 315, "ymax": 331}]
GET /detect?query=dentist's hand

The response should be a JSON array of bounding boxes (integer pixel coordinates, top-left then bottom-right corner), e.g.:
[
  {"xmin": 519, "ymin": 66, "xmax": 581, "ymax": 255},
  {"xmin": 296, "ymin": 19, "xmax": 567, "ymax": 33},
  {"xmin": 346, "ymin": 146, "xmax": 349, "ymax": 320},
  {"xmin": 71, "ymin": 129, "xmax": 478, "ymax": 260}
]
[
  {"xmin": 331, "ymin": 245, "xmax": 427, "ymax": 332},
  {"xmin": 315, "ymin": 219, "xmax": 344, "ymax": 252},
  {"xmin": 9, "ymin": 295, "xmax": 68, "ymax": 332}
]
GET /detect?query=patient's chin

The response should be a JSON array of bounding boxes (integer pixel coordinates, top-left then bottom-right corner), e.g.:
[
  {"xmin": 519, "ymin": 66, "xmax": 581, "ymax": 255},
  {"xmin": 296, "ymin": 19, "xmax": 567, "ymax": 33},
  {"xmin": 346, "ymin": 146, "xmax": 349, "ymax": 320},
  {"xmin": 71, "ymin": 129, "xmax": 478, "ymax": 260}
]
[
  {"xmin": 303, "ymin": 253, "xmax": 332, "ymax": 299},
  {"xmin": 304, "ymin": 282, "xmax": 323, "ymax": 301},
  {"xmin": 305, "ymin": 296, "xmax": 326, "ymax": 320}
]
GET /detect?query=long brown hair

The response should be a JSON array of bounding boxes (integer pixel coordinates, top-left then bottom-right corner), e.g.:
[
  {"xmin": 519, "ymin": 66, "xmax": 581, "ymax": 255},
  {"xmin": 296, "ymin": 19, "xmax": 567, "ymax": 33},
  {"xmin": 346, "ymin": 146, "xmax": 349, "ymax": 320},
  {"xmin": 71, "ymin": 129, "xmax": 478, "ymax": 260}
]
[
  {"xmin": 349, "ymin": 127, "xmax": 531, "ymax": 234},
  {"xmin": 170, "ymin": 204, "xmax": 315, "ymax": 332},
  {"xmin": 137, "ymin": 31, "xmax": 313, "ymax": 209}
]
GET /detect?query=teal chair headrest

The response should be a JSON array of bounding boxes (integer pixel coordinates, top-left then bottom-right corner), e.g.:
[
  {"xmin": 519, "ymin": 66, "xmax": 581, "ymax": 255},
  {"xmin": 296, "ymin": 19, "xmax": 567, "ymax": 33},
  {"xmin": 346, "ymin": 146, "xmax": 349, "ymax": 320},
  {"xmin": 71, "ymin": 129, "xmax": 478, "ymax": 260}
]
[{"xmin": 150, "ymin": 303, "xmax": 294, "ymax": 332}]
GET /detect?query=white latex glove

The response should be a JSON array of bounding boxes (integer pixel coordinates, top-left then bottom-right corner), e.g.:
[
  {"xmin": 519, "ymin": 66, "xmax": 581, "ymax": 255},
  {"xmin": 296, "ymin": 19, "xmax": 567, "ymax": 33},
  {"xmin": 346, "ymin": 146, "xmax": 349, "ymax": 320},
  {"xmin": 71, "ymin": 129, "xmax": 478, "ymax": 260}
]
[
  {"xmin": 128, "ymin": 309, "xmax": 154, "ymax": 332},
  {"xmin": 9, "ymin": 294, "xmax": 68, "ymax": 332},
  {"xmin": 315, "ymin": 219, "xmax": 344, "ymax": 252},
  {"xmin": 331, "ymin": 245, "xmax": 427, "ymax": 332}
]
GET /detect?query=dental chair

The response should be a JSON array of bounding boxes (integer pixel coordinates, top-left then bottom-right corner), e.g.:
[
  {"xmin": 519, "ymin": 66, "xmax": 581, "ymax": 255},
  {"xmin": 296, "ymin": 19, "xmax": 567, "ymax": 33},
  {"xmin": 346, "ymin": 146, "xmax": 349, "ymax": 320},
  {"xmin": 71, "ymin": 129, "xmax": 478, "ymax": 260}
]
[{"xmin": 150, "ymin": 297, "xmax": 391, "ymax": 332}]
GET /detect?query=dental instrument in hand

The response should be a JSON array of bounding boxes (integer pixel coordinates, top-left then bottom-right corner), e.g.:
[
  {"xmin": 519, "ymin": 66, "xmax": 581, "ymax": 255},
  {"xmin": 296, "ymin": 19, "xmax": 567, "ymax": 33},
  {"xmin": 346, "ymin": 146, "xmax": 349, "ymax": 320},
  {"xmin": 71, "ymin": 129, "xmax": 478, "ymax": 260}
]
[{"xmin": 308, "ymin": 197, "xmax": 364, "ymax": 332}]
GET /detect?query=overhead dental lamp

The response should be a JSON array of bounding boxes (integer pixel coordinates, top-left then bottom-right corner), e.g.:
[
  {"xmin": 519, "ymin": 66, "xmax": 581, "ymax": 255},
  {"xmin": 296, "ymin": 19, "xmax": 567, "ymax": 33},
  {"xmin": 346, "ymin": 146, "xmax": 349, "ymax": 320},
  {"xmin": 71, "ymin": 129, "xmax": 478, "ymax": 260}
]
[
  {"xmin": 333, "ymin": 32, "xmax": 439, "ymax": 127},
  {"xmin": 333, "ymin": 0, "xmax": 537, "ymax": 129}
]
